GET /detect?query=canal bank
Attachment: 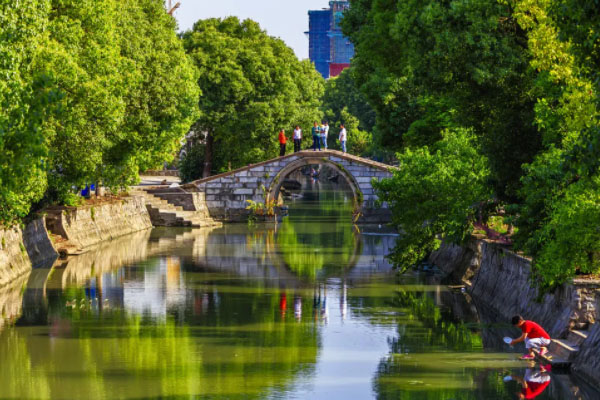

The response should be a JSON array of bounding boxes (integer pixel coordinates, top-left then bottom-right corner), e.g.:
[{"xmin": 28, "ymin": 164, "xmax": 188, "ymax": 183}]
[
  {"xmin": 0, "ymin": 190, "xmax": 221, "ymax": 289},
  {"xmin": 430, "ymin": 238, "xmax": 600, "ymax": 388}
]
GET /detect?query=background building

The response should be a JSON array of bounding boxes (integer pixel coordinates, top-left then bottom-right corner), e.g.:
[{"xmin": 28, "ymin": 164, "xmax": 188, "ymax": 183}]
[{"xmin": 306, "ymin": 1, "xmax": 354, "ymax": 79}]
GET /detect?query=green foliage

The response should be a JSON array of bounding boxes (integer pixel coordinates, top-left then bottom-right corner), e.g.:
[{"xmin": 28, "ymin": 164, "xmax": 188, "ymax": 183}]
[
  {"xmin": 321, "ymin": 68, "xmax": 375, "ymax": 153},
  {"xmin": 507, "ymin": 0, "xmax": 600, "ymax": 288},
  {"xmin": 343, "ymin": 0, "xmax": 542, "ymax": 202},
  {"xmin": 182, "ymin": 17, "xmax": 324, "ymax": 176},
  {"xmin": 0, "ymin": 0, "xmax": 198, "ymax": 223},
  {"xmin": 39, "ymin": 0, "xmax": 125, "ymax": 202},
  {"xmin": 373, "ymin": 129, "xmax": 490, "ymax": 271},
  {"xmin": 245, "ymin": 186, "xmax": 276, "ymax": 224},
  {"xmin": 179, "ymin": 144, "xmax": 205, "ymax": 183},
  {"xmin": 530, "ymin": 177, "xmax": 600, "ymax": 290},
  {"xmin": 113, "ymin": 0, "xmax": 200, "ymax": 176},
  {"xmin": 345, "ymin": 0, "xmax": 600, "ymax": 290},
  {"xmin": 0, "ymin": 0, "xmax": 54, "ymax": 224}
]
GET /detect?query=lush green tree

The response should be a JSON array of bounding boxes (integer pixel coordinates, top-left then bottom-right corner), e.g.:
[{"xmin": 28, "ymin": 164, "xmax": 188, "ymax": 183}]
[
  {"xmin": 179, "ymin": 143, "xmax": 205, "ymax": 183},
  {"xmin": 508, "ymin": 0, "xmax": 600, "ymax": 289},
  {"xmin": 38, "ymin": 0, "xmax": 199, "ymax": 202},
  {"xmin": 111, "ymin": 0, "xmax": 200, "ymax": 185},
  {"xmin": 320, "ymin": 68, "xmax": 375, "ymax": 156},
  {"xmin": 36, "ymin": 0, "xmax": 126, "ymax": 204},
  {"xmin": 321, "ymin": 68, "xmax": 375, "ymax": 136},
  {"xmin": 345, "ymin": 0, "xmax": 600, "ymax": 289},
  {"xmin": 373, "ymin": 129, "xmax": 490, "ymax": 271},
  {"xmin": 343, "ymin": 0, "xmax": 542, "ymax": 202},
  {"xmin": 0, "ymin": 0, "xmax": 54, "ymax": 223},
  {"xmin": 182, "ymin": 17, "xmax": 324, "ymax": 177}
]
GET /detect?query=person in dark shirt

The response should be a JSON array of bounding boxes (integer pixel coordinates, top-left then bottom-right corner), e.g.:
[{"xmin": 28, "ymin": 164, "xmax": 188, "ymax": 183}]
[
  {"xmin": 510, "ymin": 315, "xmax": 552, "ymax": 360},
  {"xmin": 311, "ymin": 121, "xmax": 321, "ymax": 151}
]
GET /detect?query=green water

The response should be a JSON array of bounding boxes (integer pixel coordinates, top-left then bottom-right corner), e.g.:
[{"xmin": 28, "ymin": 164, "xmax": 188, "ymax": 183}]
[{"xmin": 0, "ymin": 182, "xmax": 596, "ymax": 399}]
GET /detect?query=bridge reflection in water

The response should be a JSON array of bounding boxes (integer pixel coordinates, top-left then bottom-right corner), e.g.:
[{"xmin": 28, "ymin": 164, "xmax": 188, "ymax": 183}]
[{"xmin": 0, "ymin": 183, "xmax": 597, "ymax": 399}]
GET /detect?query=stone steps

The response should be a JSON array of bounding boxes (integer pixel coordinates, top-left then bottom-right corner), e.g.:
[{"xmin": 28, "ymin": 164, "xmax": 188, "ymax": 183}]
[
  {"xmin": 567, "ymin": 329, "xmax": 589, "ymax": 346},
  {"xmin": 534, "ymin": 329, "xmax": 590, "ymax": 370},
  {"xmin": 49, "ymin": 233, "xmax": 84, "ymax": 257},
  {"xmin": 549, "ymin": 339, "xmax": 580, "ymax": 361},
  {"xmin": 132, "ymin": 189, "xmax": 214, "ymax": 228}
]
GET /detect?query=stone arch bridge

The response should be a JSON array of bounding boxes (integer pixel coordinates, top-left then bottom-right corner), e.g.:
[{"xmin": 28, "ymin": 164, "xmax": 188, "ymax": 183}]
[{"xmin": 182, "ymin": 150, "xmax": 394, "ymax": 223}]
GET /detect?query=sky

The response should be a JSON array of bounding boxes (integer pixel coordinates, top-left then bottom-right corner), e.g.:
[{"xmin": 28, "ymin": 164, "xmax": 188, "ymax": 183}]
[{"xmin": 173, "ymin": 0, "xmax": 331, "ymax": 60}]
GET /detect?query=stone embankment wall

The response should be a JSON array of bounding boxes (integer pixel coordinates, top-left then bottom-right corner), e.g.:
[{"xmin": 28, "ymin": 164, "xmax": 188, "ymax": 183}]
[
  {"xmin": 429, "ymin": 238, "xmax": 600, "ymax": 385},
  {"xmin": 431, "ymin": 239, "xmax": 598, "ymax": 337},
  {"xmin": 0, "ymin": 226, "xmax": 33, "ymax": 289},
  {"xmin": 45, "ymin": 196, "xmax": 152, "ymax": 249},
  {"xmin": 573, "ymin": 323, "xmax": 600, "ymax": 386},
  {"xmin": 0, "ymin": 219, "xmax": 58, "ymax": 289}
]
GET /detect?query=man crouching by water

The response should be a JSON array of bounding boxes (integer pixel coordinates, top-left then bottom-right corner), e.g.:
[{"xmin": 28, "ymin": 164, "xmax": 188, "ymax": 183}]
[{"xmin": 510, "ymin": 315, "xmax": 552, "ymax": 360}]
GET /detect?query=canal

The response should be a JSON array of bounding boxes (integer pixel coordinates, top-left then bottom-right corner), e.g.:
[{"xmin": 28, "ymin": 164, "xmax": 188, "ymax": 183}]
[{"xmin": 0, "ymin": 174, "xmax": 597, "ymax": 399}]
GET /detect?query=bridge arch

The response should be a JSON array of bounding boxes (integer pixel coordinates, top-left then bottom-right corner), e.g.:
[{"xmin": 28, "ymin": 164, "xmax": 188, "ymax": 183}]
[
  {"xmin": 185, "ymin": 150, "xmax": 393, "ymax": 223},
  {"xmin": 266, "ymin": 157, "xmax": 362, "ymax": 215}
]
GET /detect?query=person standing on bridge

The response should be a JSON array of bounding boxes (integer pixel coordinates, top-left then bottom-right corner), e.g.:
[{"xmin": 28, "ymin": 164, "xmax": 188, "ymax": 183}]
[
  {"xmin": 312, "ymin": 121, "xmax": 321, "ymax": 151},
  {"xmin": 338, "ymin": 124, "xmax": 347, "ymax": 153},
  {"xmin": 278, "ymin": 129, "xmax": 287, "ymax": 157},
  {"xmin": 320, "ymin": 121, "xmax": 329, "ymax": 149},
  {"xmin": 293, "ymin": 125, "xmax": 302, "ymax": 152}
]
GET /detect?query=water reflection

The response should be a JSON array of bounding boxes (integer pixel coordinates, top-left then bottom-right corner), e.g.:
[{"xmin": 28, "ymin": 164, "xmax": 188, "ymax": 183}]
[
  {"xmin": 0, "ymin": 272, "xmax": 29, "ymax": 330},
  {"xmin": 0, "ymin": 183, "xmax": 597, "ymax": 399}
]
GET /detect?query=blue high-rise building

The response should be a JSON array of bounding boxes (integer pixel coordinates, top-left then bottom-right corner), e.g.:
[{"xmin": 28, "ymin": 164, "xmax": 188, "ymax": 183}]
[
  {"xmin": 307, "ymin": 9, "xmax": 331, "ymax": 79},
  {"xmin": 306, "ymin": 1, "xmax": 354, "ymax": 79}
]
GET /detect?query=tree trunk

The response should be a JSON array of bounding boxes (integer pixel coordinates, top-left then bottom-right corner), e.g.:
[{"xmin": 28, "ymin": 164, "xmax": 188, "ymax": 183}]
[{"xmin": 202, "ymin": 131, "xmax": 214, "ymax": 178}]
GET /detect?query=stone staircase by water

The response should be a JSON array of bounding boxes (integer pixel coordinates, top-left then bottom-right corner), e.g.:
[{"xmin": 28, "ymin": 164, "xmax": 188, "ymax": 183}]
[
  {"xmin": 131, "ymin": 189, "xmax": 217, "ymax": 228},
  {"xmin": 535, "ymin": 328, "xmax": 590, "ymax": 369}
]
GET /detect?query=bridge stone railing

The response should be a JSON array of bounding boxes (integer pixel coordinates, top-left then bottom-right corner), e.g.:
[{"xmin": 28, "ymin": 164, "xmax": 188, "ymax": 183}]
[{"xmin": 184, "ymin": 150, "xmax": 394, "ymax": 223}]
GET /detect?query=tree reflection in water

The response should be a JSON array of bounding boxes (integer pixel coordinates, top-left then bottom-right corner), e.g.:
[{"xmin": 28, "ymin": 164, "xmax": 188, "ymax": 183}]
[{"xmin": 276, "ymin": 176, "xmax": 359, "ymax": 280}]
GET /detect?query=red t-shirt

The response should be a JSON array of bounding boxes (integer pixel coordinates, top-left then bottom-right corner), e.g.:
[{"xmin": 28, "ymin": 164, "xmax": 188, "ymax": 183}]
[
  {"xmin": 521, "ymin": 321, "xmax": 550, "ymax": 339},
  {"xmin": 278, "ymin": 131, "xmax": 287, "ymax": 144},
  {"xmin": 522, "ymin": 380, "xmax": 550, "ymax": 399}
]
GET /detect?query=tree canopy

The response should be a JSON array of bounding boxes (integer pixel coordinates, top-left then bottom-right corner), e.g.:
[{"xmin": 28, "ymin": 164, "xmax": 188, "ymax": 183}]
[
  {"xmin": 321, "ymin": 68, "xmax": 375, "ymax": 155},
  {"xmin": 344, "ymin": 0, "xmax": 600, "ymax": 290},
  {"xmin": 0, "ymin": 0, "xmax": 54, "ymax": 223},
  {"xmin": 0, "ymin": 0, "xmax": 199, "ymax": 221},
  {"xmin": 182, "ymin": 17, "xmax": 324, "ymax": 177}
]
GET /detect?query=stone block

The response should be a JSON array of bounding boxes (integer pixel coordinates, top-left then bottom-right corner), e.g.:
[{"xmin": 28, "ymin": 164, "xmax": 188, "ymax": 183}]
[
  {"xmin": 250, "ymin": 166, "xmax": 265, "ymax": 172},
  {"xmin": 236, "ymin": 171, "xmax": 249, "ymax": 177},
  {"xmin": 356, "ymin": 177, "xmax": 373, "ymax": 183},
  {"xmin": 233, "ymin": 188, "xmax": 254, "ymax": 195},
  {"xmin": 206, "ymin": 201, "xmax": 225, "ymax": 208},
  {"xmin": 205, "ymin": 195, "xmax": 216, "ymax": 201},
  {"xmin": 206, "ymin": 182, "xmax": 223, "ymax": 189}
]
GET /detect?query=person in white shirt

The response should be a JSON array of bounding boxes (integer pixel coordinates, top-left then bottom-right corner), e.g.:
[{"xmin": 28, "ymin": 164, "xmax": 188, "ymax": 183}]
[
  {"xmin": 338, "ymin": 124, "xmax": 347, "ymax": 153},
  {"xmin": 293, "ymin": 125, "xmax": 302, "ymax": 152},
  {"xmin": 320, "ymin": 121, "xmax": 329, "ymax": 149}
]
